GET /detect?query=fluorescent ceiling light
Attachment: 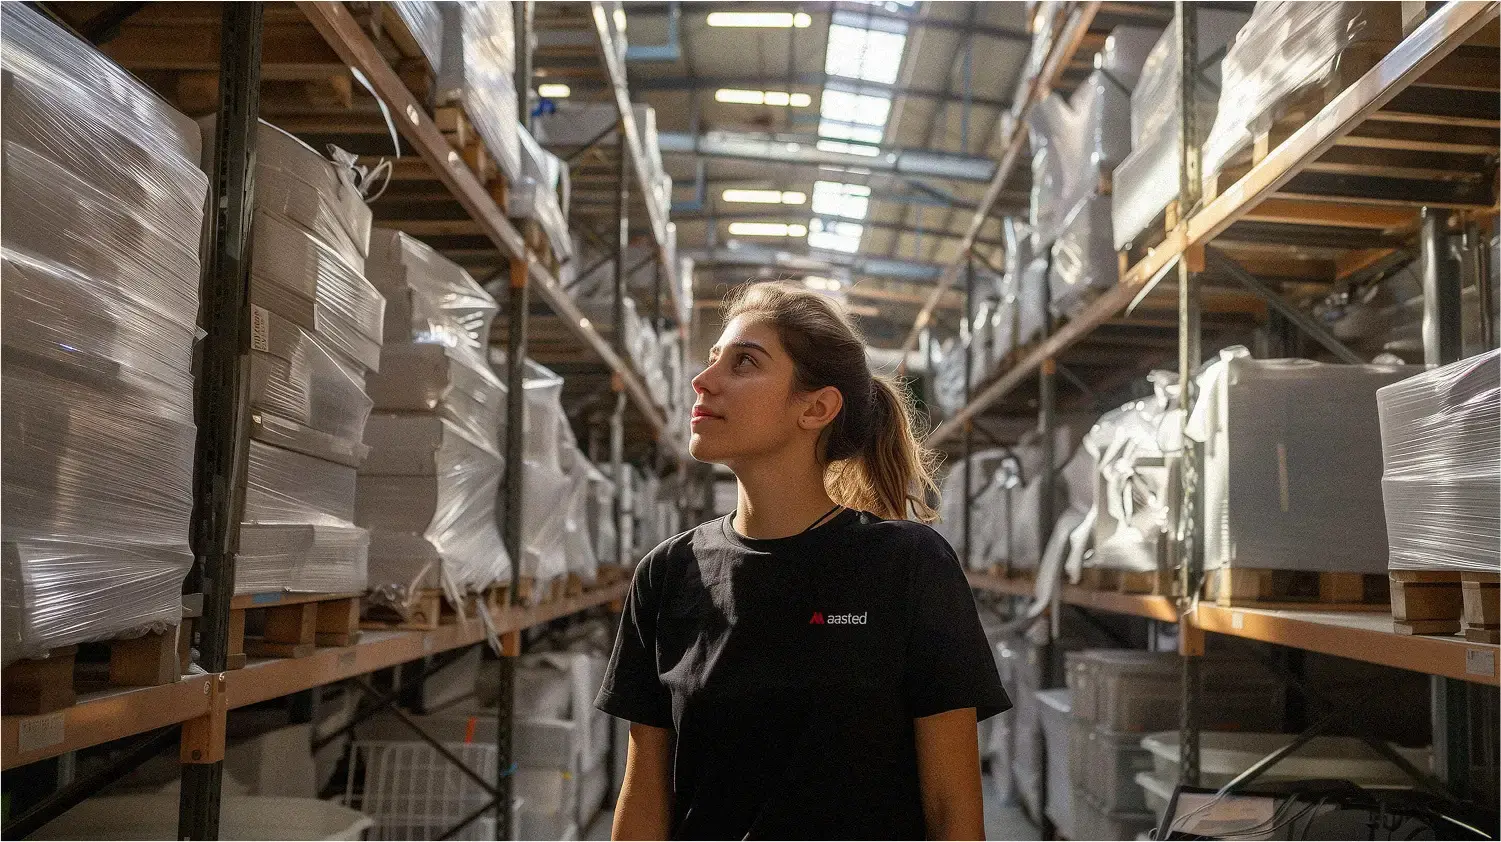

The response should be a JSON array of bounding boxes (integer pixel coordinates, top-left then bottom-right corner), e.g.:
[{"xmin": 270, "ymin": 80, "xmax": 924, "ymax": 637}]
[
  {"xmin": 714, "ymin": 89, "xmax": 812, "ymax": 107},
  {"xmin": 707, "ymin": 12, "xmax": 811, "ymax": 28},
  {"xmin": 537, "ymin": 83, "xmax": 571, "ymax": 98},
  {"xmin": 722, "ymin": 189, "xmax": 807, "ymax": 205},
  {"xmin": 729, "ymin": 222, "xmax": 808, "ymax": 237}
]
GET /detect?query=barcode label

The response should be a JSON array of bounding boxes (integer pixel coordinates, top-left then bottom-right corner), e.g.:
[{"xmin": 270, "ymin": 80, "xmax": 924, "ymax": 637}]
[
  {"xmin": 18, "ymin": 713, "xmax": 65, "ymax": 753},
  {"xmin": 250, "ymin": 304, "xmax": 270, "ymax": 352}
]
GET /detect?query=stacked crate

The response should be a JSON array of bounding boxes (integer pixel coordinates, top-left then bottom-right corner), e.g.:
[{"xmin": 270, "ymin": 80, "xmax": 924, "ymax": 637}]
[
  {"xmin": 234, "ymin": 120, "xmax": 383, "ymax": 601},
  {"xmin": 360, "ymin": 229, "xmax": 509, "ymax": 619},
  {"xmin": 1, "ymin": 4, "xmax": 208, "ymax": 689}
]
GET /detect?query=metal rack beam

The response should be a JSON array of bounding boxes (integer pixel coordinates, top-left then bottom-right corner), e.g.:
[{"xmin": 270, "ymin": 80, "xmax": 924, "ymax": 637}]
[{"xmin": 589, "ymin": 0, "xmax": 685, "ymax": 335}]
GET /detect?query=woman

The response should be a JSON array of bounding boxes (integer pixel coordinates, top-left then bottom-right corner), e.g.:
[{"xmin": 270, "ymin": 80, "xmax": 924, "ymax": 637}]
[{"xmin": 596, "ymin": 282, "xmax": 1009, "ymax": 840}]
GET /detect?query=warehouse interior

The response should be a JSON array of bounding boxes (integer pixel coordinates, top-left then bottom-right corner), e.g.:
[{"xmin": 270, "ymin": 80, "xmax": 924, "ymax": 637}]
[{"xmin": 1, "ymin": 0, "xmax": 1498, "ymax": 840}]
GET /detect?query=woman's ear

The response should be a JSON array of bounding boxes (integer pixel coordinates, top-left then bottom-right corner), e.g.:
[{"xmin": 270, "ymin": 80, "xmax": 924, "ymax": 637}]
[{"xmin": 799, "ymin": 385, "xmax": 844, "ymax": 431}]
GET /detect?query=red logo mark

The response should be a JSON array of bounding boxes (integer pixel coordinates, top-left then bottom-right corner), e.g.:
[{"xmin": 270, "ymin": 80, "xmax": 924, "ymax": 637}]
[{"xmin": 809, "ymin": 611, "xmax": 824, "ymax": 624}]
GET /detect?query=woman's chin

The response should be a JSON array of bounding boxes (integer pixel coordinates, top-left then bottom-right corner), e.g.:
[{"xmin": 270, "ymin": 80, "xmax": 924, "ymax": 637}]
[{"xmin": 688, "ymin": 432, "xmax": 729, "ymax": 463}]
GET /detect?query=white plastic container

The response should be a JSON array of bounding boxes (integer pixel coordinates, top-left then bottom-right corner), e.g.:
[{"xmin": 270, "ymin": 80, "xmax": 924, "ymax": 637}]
[
  {"xmin": 1141, "ymin": 732, "xmax": 1430, "ymax": 789},
  {"xmin": 1086, "ymin": 727, "xmax": 1156, "ymax": 812},
  {"xmin": 1036, "ymin": 688, "xmax": 1075, "ymax": 840},
  {"xmin": 1134, "ymin": 770, "xmax": 1174, "ymax": 822},
  {"xmin": 33, "ymin": 795, "xmax": 372, "ymax": 840}
]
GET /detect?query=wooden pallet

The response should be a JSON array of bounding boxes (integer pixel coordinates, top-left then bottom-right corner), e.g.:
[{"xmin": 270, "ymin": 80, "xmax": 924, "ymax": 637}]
[
  {"xmin": 1206, "ymin": 567, "xmax": 1390, "ymax": 611},
  {"xmin": 594, "ymin": 563, "xmax": 628, "ymax": 587},
  {"xmin": 2, "ymin": 628, "xmax": 186, "ymax": 716},
  {"xmin": 362, "ymin": 584, "xmax": 513, "ymax": 631},
  {"xmin": 1117, "ymin": 199, "xmax": 1180, "ymax": 275},
  {"xmin": 1463, "ymin": 572, "xmax": 1500, "ymax": 643},
  {"xmin": 1390, "ymin": 570, "xmax": 1468, "ymax": 635},
  {"xmin": 1076, "ymin": 565, "xmax": 1175, "ymax": 596},
  {"xmin": 230, "ymin": 592, "xmax": 364, "ymax": 670},
  {"xmin": 435, "ymin": 105, "xmax": 510, "ymax": 208}
]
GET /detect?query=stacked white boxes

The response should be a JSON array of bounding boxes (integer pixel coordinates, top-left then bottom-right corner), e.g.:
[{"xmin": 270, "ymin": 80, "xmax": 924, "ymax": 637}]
[
  {"xmin": 1186, "ymin": 348, "xmax": 1420, "ymax": 575},
  {"xmin": 1376, "ymin": 350, "xmax": 1500, "ymax": 575},
  {"xmin": 1112, "ymin": 9, "xmax": 1250, "ymax": 251},
  {"xmin": 511, "ymin": 127, "xmax": 574, "ymax": 262},
  {"xmin": 232, "ymin": 120, "xmax": 383, "ymax": 597},
  {"xmin": 360, "ymin": 229, "xmax": 508, "ymax": 614},
  {"xmin": 1, "ymin": 5, "xmax": 208, "ymax": 660}
]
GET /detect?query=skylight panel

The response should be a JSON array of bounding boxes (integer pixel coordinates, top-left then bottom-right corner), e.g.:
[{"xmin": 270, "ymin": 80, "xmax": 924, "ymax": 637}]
[
  {"xmin": 824, "ymin": 24, "xmax": 907, "ymax": 84},
  {"xmin": 808, "ymin": 218, "xmax": 865, "ymax": 253},
  {"xmin": 812, "ymin": 181, "xmax": 871, "ymax": 220}
]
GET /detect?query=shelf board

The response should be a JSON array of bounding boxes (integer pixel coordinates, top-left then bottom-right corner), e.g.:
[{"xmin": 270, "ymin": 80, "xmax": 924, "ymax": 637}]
[
  {"xmin": 295, "ymin": 1, "xmax": 670, "ymax": 437},
  {"xmin": 965, "ymin": 574, "xmax": 1499, "ymax": 686},
  {"xmin": 2, "ymin": 583, "xmax": 628, "ymax": 770},
  {"xmin": 1195, "ymin": 603, "xmax": 1499, "ymax": 686}
]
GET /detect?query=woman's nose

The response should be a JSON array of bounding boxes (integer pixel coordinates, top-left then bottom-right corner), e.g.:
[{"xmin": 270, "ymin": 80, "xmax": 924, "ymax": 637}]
[{"xmin": 691, "ymin": 365, "xmax": 714, "ymax": 395}]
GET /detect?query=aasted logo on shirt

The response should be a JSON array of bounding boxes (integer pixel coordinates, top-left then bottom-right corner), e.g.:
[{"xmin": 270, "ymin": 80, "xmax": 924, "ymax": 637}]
[{"xmin": 809, "ymin": 611, "xmax": 867, "ymax": 625}]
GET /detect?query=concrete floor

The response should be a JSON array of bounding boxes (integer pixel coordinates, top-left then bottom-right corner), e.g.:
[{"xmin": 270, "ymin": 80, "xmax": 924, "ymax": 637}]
[{"xmin": 582, "ymin": 774, "xmax": 1039, "ymax": 840}]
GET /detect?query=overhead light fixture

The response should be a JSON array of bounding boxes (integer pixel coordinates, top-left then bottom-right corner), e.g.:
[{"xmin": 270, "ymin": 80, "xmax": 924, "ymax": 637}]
[
  {"xmin": 537, "ymin": 83, "xmax": 571, "ymax": 98},
  {"xmin": 714, "ymin": 89, "xmax": 812, "ymax": 107},
  {"xmin": 722, "ymin": 189, "xmax": 807, "ymax": 205},
  {"xmin": 707, "ymin": 11, "xmax": 812, "ymax": 28},
  {"xmin": 728, "ymin": 222, "xmax": 808, "ymax": 237},
  {"xmin": 803, "ymin": 276, "xmax": 843, "ymax": 291}
]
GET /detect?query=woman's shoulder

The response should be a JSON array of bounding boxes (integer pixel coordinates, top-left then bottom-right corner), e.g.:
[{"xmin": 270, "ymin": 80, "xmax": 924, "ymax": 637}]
[{"xmin": 848, "ymin": 512, "xmax": 961, "ymax": 566}]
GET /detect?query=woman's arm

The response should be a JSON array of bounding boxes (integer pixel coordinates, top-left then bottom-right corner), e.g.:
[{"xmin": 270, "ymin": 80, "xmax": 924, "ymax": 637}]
[
  {"xmin": 914, "ymin": 707, "xmax": 986, "ymax": 841},
  {"xmin": 611, "ymin": 722, "xmax": 674, "ymax": 840}
]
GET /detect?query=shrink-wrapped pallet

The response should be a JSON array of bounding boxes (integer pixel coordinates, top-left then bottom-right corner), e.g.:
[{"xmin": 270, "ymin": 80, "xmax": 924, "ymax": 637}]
[
  {"xmin": 1376, "ymin": 350, "xmax": 1499, "ymax": 573},
  {"xmin": 1201, "ymin": 2, "xmax": 1402, "ymax": 186},
  {"xmin": 1048, "ymin": 194, "xmax": 1118, "ymax": 319},
  {"xmin": 1187, "ymin": 347, "xmax": 1420, "ymax": 574},
  {"xmin": 1111, "ymin": 10, "xmax": 1250, "ymax": 250},
  {"xmin": 1, "ymin": 4, "xmax": 207, "ymax": 661},
  {"xmin": 367, "ymin": 228, "xmax": 497, "ymax": 354}
]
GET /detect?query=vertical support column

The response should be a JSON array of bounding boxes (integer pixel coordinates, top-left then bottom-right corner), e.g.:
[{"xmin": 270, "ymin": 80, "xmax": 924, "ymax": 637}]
[
  {"xmin": 180, "ymin": 5, "xmax": 263, "ymax": 839},
  {"xmin": 1461, "ymin": 217, "xmax": 1495, "ymax": 350},
  {"xmin": 1420, "ymin": 207, "xmax": 1471, "ymax": 800},
  {"xmin": 514, "ymin": 0, "xmax": 534, "ymax": 135},
  {"xmin": 961, "ymin": 257, "xmax": 974, "ymax": 571},
  {"xmin": 611, "ymin": 386, "xmax": 628, "ymax": 567},
  {"xmin": 1173, "ymin": 0, "xmax": 1204, "ymax": 790},
  {"xmin": 614, "ymin": 122, "xmax": 630, "ymax": 355},
  {"xmin": 1036, "ymin": 249, "xmax": 1059, "ymax": 839},
  {"xmin": 496, "ymin": 256, "xmax": 530, "ymax": 839}
]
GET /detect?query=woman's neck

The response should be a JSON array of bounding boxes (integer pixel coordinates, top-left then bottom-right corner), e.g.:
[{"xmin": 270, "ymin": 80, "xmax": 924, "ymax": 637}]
[{"xmin": 731, "ymin": 453, "xmax": 838, "ymax": 540}]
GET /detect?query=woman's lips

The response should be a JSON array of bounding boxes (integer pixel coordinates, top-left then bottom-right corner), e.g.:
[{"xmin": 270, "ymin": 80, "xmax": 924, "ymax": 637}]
[{"xmin": 691, "ymin": 407, "xmax": 721, "ymax": 425}]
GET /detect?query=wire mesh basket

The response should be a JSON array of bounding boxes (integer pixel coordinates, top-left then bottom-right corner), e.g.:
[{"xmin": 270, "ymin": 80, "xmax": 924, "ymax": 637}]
[{"xmin": 343, "ymin": 740, "xmax": 519, "ymax": 840}]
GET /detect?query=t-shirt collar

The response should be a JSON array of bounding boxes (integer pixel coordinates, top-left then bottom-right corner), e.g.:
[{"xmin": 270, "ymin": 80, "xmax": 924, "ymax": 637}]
[{"xmin": 719, "ymin": 507, "xmax": 861, "ymax": 552}]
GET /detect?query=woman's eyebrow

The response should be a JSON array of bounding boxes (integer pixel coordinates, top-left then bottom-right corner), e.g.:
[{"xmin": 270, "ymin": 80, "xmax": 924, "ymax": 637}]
[{"xmin": 727, "ymin": 341, "xmax": 769, "ymax": 356}]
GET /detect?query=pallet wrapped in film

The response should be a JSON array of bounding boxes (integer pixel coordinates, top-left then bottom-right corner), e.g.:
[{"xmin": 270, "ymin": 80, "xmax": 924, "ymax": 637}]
[
  {"xmin": 1201, "ymin": 2, "xmax": 1402, "ymax": 186},
  {"xmin": 1377, "ymin": 350, "xmax": 1500, "ymax": 573},
  {"xmin": 359, "ymin": 415, "xmax": 509, "ymax": 609},
  {"xmin": 1111, "ymin": 9, "xmax": 1250, "ymax": 250},
  {"xmin": 1, "ymin": 4, "xmax": 207, "ymax": 661},
  {"xmin": 366, "ymin": 343, "xmax": 505, "ymax": 449},
  {"xmin": 1187, "ymin": 347, "xmax": 1421, "ymax": 574},
  {"xmin": 250, "ymin": 306, "xmax": 374, "ymax": 452},
  {"xmin": 1048, "ymin": 193, "xmax": 1118, "ymax": 320}
]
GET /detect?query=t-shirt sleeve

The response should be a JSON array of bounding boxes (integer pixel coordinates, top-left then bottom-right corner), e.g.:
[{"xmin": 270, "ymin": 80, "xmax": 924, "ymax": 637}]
[
  {"xmin": 903, "ymin": 529, "xmax": 1012, "ymax": 722},
  {"xmin": 595, "ymin": 553, "xmax": 674, "ymax": 728}
]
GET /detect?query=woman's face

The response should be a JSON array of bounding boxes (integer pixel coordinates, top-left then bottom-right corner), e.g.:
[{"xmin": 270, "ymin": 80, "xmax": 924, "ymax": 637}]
[{"xmin": 688, "ymin": 316, "xmax": 840, "ymax": 466}]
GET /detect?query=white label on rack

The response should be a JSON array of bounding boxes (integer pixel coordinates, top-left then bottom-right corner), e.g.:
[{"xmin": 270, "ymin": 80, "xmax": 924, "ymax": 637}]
[
  {"xmin": 1231, "ymin": 612, "xmax": 1245, "ymax": 630},
  {"xmin": 250, "ymin": 305, "xmax": 270, "ymax": 353},
  {"xmin": 18, "ymin": 713, "xmax": 64, "ymax": 753},
  {"xmin": 1466, "ymin": 648, "xmax": 1496, "ymax": 677}
]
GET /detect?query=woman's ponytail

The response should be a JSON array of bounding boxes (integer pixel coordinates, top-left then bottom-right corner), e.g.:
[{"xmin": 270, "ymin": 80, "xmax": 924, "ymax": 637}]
[{"xmin": 724, "ymin": 283, "xmax": 942, "ymax": 522}]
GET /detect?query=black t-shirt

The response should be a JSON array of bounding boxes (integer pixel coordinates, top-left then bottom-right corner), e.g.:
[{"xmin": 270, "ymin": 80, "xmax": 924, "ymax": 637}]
[{"xmin": 595, "ymin": 508, "xmax": 1010, "ymax": 840}]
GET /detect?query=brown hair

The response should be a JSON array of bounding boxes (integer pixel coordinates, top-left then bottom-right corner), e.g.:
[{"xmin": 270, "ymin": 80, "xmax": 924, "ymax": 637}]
[{"xmin": 723, "ymin": 281, "xmax": 940, "ymax": 522}]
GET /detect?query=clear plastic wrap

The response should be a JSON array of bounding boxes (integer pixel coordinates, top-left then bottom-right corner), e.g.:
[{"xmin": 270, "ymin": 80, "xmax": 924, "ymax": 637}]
[
  {"xmin": 251, "ymin": 209, "xmax": 386, "ymax": 372},
  {"xmin": 456, "ymin": 0, "xmax": 522, "ymax": 182},
  {"xmin": 1049, "ymin": 193, "xmax": 1119, "ymax": 319},
  {"xmin": 1376, "ymin": 350, "xmax": 1499, "ymax": 572},
  {"xmin": 390, "ymin": 0, "xmax": 444, "ymax": 75},
  {"xmin": 202, "ymin": 117, "xmax": 372, "ymax": 268},
  {"xmin": 1, "ymin": 3, "xmax": 206, "ymax": 660},
  {"xmin": 1085, "ymin": 376, "xmax": 1176, "ymax": 574},
  {"xmin": 1186, "ymin": 347, "xmax": 1421, "ymax": 574},
  {"xmin": 360, "ymin": 415, "xmax": 509, "ymax": 608},
  {"xmin": 236, "ymin": 524, "xmax": 369, "ymax": 595},
  {"xmin": 490, "ymin": 351, "xmax": 568, "ymax": 472},
  {"xmin": 509, "ymin": 127, "xmax": 574, "ymax": 261},
  {"xmin": 250, "ymin": 306, "xmax": 373, "ymax": 447},
  {"xmin": 1112, "ymin": 9, "xmax": 1250, "ymax": 251},
  {"xmin": 366, "ymin": 228, "xmax": 497, "ymax": 354},
  {"xmin": 367, "ymin": 343, "xmax": 505, "ymax": 449},
  {"xmin": 245, "ymin": 440, "xmax": 359, "ymax": 525},
  {"xmin": 520, "ymin": 461, "xmax": 573, "ymax": 596},
  {"xmin": 1027, "ymin": 93, "xmax": 1087, "ymax": 250},
  {"xmin": 1201, "ymin": 3, "xmax": 1402, "ymax": 184}
]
